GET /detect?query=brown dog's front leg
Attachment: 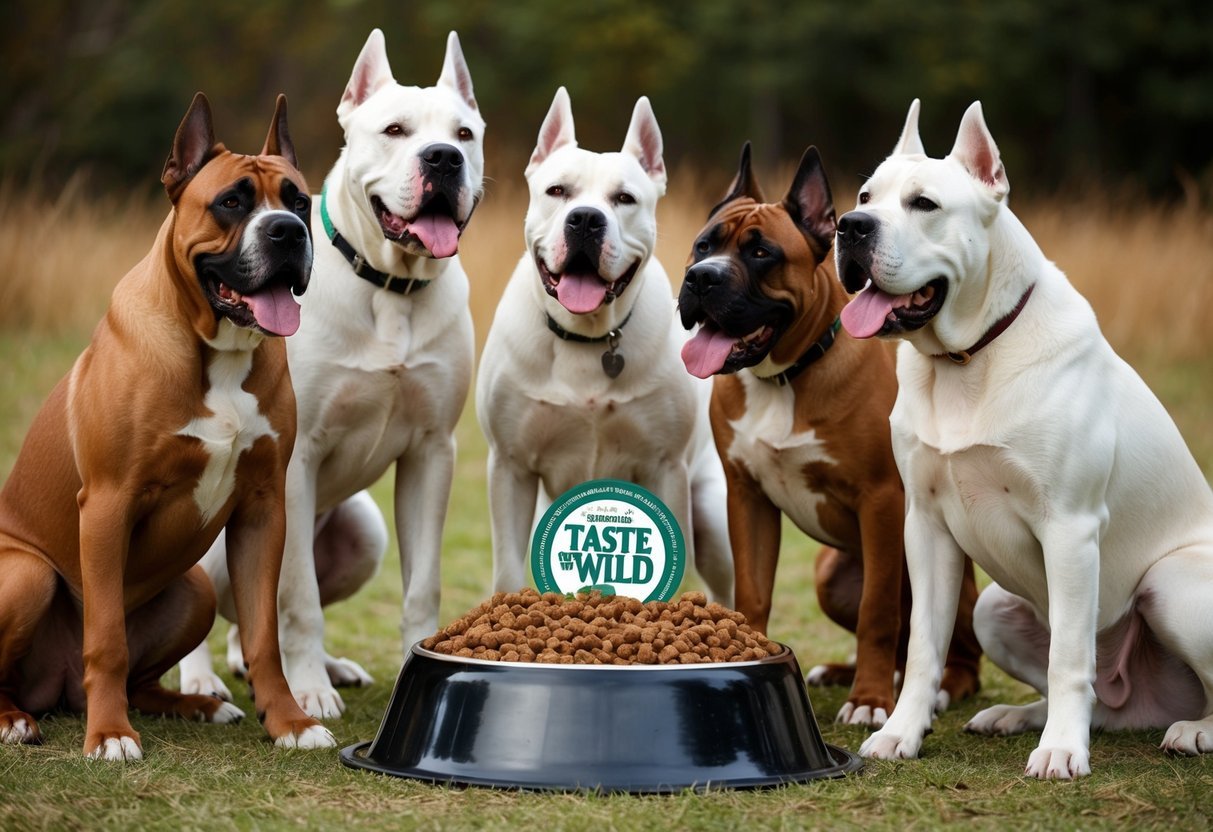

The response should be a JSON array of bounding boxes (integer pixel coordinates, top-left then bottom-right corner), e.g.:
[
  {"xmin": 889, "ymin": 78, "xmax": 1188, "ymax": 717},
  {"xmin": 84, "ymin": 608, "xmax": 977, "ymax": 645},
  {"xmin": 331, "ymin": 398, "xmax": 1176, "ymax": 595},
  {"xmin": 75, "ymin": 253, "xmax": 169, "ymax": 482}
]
[
  {"xmin": 843, "ymin": 484, "xmax": 906, "ymax": 725},
  {"xmin": 77, "ymin": 487, "xmax": 141, "ymax": 761},
  {"xmin": 725, "ymin": 465, "xmax": 783, "ymax": 635},
  {"xmin": 225, "ymin": 494, "xmax": 333, "ymax": 749}
]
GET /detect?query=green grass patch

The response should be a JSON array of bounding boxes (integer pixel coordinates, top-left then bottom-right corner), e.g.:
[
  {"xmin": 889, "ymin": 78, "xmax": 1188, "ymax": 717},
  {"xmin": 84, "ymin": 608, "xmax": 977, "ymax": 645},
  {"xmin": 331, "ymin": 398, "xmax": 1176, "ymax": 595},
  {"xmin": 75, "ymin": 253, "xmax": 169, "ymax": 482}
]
[{"xmin": 2, "ymin": 330, "xmax": 1213, "ymax": 829}]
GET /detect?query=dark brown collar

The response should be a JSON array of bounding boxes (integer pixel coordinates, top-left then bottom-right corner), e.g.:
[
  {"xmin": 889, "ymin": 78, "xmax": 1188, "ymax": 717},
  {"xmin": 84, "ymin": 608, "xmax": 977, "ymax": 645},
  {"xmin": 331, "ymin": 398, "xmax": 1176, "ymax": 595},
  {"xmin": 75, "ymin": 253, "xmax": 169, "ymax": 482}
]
[{"xmin": 936, "ymin": 283, "xmax": 1035, "ymax": 365}]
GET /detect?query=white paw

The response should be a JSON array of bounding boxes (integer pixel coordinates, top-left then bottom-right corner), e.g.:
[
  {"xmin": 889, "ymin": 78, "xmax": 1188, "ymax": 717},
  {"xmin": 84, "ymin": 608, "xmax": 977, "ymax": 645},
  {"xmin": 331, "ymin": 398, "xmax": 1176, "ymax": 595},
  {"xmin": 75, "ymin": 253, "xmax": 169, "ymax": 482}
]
[
  {"xmin": 206, "ymin": 701, "xmax": 245, "ymax": 725},
  {"xmin": 294, "ymin": 685, "xmax": 346, "ymax": 719},
  {"xmin": 965, "ymin": 701, "xmax": 1046, "ymax": 736},
  {"xmin": 806, "ymin": 664, "xmax": 829, "ymax": 686},
  {"xmin": 181, "ymin": 671, "xmax": 233, "ymax": 702},
  {"xmin": 88, "ymin": 736, "xmax": 143, "ymax": 762},
  {"xmin": 934, "ymin": 689, "xmax": 951, "ymax": 713},
  {"xmin": 835, "ymin": 702, "xmax": 888, "ymax": 728},
  {"xmin": 859, "ymin": 728, "xmax": 922, "ymax": 760},
  {"xmin": 1024, "ymin": 745, "xmax": 1090, "ymax": 779},
  {"xmin": 275, "ymin": 724, "xmax": 336, "ymax": 750},
  {"xmin": 0, "ymin": 718, "xmax": 36, "ymax": 744},
  {"xmin": 325, "ymin": 655, "xmax": 373, "ymax": 688},
  {"xmin": 1161, "ymin": 720, "xmax": 1213, "ymax": 755}
]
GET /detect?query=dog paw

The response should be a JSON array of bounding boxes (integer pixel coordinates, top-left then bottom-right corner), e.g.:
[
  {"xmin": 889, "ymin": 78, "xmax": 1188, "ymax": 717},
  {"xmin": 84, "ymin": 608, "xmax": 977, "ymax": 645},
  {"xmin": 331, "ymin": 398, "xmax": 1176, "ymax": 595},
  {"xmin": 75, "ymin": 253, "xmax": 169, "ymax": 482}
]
[
  {"xmin": 181, "ymin": 671, "xmax": 233, "ymax": 702},
  {"xmin": 86, "ymin": 735, "xmax": 143, "ymax": 762},
  {"xmin": 325, "ymin": 654, "xmax": 373, "ymax": 688},
  {"xmin": 965, "ymin": 701, "xmax": 1047, "ymax": 736},
  {"xmin": 275, "ymin": 724, "xmax": 336, "ymax": 750},
  {"xmin": 805, "ymin": 662, "xmax": 855, "ymax": 687},
  {"xmin": 1024, "ymin": 745, "xmax": 1090, "ymax": 779},
  {"xmin": 204, "ymin": 701, "xmax": 245, "ymax": 725},
  {"xmin": 294, "ymin": 685, "xmax": 346, "ymax": 720},
  {"xmin": 0, "ymin": 713, "xmax": 40, "ymax": 744},
  {"xmin": 859, "ymin": 728, "xmax": 922, "ymax": 760},
  {"xmin": 1161, "ymin": 720, "xmax": 1213, "ymax": 755},
  {"xmin": 934, "ymin": 689, "xmax": 951, "ymax": 713},
  {"xmin": 836, "ymin": 701, "xmax": 889, "ymax": 728}
]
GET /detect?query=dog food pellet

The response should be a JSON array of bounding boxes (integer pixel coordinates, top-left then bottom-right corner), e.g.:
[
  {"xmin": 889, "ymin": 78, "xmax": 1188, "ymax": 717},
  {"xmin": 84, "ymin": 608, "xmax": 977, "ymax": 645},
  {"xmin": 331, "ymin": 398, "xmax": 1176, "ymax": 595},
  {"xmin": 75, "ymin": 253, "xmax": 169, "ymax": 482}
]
[{"xmin": 420, "ymin": 589, "xmax": 781, "ymax": 664}]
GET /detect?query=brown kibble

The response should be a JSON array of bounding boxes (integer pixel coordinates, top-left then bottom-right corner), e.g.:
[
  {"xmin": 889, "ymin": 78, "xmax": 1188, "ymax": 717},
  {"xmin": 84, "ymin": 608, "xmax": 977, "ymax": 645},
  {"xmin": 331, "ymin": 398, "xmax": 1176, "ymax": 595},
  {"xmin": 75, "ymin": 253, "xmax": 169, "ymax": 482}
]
[{"xmin": 423, "ymin": 593, "xmax": 783, "ymax": 665}]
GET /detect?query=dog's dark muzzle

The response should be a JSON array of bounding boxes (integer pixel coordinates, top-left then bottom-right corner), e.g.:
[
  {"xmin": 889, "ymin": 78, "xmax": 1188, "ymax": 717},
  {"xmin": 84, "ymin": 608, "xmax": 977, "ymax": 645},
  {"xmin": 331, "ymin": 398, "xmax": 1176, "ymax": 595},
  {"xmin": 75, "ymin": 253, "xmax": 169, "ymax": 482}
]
[{"xmin": 836, "ymin": 211, "xmax": 878, "ymax": 293}]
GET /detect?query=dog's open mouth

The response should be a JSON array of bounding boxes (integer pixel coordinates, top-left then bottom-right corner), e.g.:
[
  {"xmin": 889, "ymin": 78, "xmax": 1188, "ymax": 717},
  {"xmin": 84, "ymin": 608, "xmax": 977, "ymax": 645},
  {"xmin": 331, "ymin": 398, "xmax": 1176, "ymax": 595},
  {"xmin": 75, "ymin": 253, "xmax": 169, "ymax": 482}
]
[
  {"xmin": 536, "ymin": 250, "xmax": 641, "ymax": 315},
  {"xmin": 681, "ymin": 319, "xmax": 777, "ymax": 379},
  {"xmin": 840, "ymin": 277, "xmax": 947, "ymax": 339},
  {"xmin": 372, "ymin": 194, "xmax": 464, "ymax": 259},
  {"xmin": 205, "ymin": 270, "xmax": 302, "ymax": 337}
]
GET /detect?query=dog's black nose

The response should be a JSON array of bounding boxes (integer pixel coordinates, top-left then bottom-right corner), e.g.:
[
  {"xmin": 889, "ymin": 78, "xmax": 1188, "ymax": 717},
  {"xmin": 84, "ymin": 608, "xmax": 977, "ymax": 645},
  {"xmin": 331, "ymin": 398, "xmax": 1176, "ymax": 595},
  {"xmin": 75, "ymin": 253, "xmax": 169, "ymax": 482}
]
[
  {"xmin": 836, "ymin": 211, "xmax": 877, "ymax": 244},
  {"xmin": 683, "ymin": 262, "xmax": 725, "ymax": 296},
  {"xmin": 265, "ymin": 214, "xmax": 308, "ymax": 248},
  {"xmin": 565, "ymin": 207, "xmax": 608, "ymax": 237},
  {"xmin": 421, "ymin": 143, "xmax": 464, "ymax": 175}
]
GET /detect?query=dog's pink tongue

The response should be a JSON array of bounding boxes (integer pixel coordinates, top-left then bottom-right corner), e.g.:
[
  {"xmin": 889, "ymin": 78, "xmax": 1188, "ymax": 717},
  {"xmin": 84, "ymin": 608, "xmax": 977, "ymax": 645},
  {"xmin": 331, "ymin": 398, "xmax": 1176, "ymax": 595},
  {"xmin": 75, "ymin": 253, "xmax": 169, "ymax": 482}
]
[
  {"xmin": 681, "ymin": 325, "xmax": 736, "ymax": 378},
  {"xmin": 244, "ymin": 283, "xmax": 301, "ymax": 337},
  {"xmin": 408, "ymin": 215, "xmax": 460, "ymax": 258},
  {"xmin": 555, "ymin": 273, "xmax": 609, "ymax": 314},
  {"xmin": 841, "ymin": 285, "xmax": 898, "ymax": 339}
]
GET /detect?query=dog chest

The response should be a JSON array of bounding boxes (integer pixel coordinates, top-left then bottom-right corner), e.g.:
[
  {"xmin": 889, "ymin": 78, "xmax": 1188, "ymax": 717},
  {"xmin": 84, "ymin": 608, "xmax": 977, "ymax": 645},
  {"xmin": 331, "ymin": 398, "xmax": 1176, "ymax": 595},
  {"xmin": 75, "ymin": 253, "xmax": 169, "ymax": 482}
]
[
  {"xmin": 726, "ymin": 381, "xmax": 844, "ymax": 547},
  {"xmin": 177, "ymin": 348, "xmax": 277, "ymax": 525}
]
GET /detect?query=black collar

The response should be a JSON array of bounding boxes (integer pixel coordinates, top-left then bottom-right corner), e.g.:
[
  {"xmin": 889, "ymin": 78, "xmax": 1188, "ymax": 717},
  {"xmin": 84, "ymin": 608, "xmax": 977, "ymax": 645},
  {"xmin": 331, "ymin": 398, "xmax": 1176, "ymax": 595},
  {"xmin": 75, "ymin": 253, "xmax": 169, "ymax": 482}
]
[
  {"xmin": 545, "ymin": 310, "xmax": 634, "ymax": 343},
  {"xmin": 759, "ymin": 317, "xmax": 842, "ymax": 387},
  {"xmin": 319, "ymin": 183, "xmax": 430, "ymax": 295}
]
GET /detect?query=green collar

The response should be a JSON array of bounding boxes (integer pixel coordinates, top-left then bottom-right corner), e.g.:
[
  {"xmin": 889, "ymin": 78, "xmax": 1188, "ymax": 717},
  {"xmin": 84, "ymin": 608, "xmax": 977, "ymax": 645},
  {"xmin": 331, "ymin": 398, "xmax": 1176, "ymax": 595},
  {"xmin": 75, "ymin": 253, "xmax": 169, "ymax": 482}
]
[{"xmin": 319, "ymin": 182, "xmax": 430, "ymax": 295}]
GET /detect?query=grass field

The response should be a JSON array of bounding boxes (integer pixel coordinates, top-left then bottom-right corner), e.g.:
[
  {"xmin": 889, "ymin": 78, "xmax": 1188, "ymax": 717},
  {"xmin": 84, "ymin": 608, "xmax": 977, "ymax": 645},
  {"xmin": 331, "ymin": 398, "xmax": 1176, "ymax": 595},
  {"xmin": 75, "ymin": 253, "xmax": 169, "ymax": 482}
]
[{"xmin": 1, "ymin": 179, "xmax": 1212, "ymax": 830}]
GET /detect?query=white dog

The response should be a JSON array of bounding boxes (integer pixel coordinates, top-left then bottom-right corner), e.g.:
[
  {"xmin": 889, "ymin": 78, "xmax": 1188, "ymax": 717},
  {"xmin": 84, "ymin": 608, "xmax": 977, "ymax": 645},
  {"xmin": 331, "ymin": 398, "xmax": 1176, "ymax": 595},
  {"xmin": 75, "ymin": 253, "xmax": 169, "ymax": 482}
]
[
  {"xmin": 179, "ymin": 29, "xmax": 485, "ymax": 718},
  {"xmin": 835, "ymin": 99, "xmax": 1213, "ymax": 778},
  {"xmin": 476, "ymin": 87, "xmax": 733, "ymax": 603}
]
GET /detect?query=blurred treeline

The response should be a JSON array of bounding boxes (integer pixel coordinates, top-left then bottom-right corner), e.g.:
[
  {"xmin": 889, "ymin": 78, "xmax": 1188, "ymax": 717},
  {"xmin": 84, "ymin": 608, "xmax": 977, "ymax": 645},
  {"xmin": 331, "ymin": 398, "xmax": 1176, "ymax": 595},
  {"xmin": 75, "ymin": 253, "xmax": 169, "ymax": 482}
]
[{"xmin": 3, "ymin": 0, "xmax": 1211, "ymax": 200}]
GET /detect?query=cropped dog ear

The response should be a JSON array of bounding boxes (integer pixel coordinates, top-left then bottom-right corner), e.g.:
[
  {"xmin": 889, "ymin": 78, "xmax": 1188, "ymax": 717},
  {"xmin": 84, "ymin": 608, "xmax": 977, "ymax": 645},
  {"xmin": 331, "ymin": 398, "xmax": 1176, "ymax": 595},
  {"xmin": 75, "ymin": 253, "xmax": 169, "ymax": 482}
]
[
  {"xmin": 949, "ymin": 101, "xmax": 1009, "ymax": 200},
  {"xmin": 260, "ymin": 94, "xmax": 298, "ymax": 169},
  {"xmin": 707, "ymin": 142, "xmax": 765, "ymax": 218},
  {"xmin": 162, "ymin": 92, "xmax": 220, "ymax": 202},
  {"xmin": 338, "ymin": 29, "xmax": 394, "ymax": 122},
  {"xmin": 437, "ymin": 31, "xmax": 477, "ymax": 111},
  {"xmin": 782, "ymin": 146, "xmax": 836, "ymax": 254},
  {"xmin": 527, "ymin": 87, "xmax": 577, "ymax": 176},
  {"xmin": 622, "ymin": 96, "xmax": 667, "ymax": 194},
  {"xmin": 891, "ymin": 98, "xmax": 925, "ymax": 156}
]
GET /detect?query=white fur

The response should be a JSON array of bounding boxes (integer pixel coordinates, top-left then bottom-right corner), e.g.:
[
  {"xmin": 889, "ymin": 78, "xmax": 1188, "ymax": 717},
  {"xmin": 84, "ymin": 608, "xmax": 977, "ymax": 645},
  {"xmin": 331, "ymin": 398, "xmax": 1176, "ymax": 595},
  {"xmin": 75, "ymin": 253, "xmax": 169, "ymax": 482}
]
[
  {"xmin": 88, "ymin": 736, "xmax": 142, "ymax": 762},
  {"xmin": 851, "ymin": 101, "xmax": 1213, "ymax": 779},
  {"xmin": 180, "ymin": 30, "xmax": 483, "ymax": 718},
  {"xmin": 274, "ymin": 724, "xmax": 336, "ymax": 750},
  {"xmin": 476, "ymin": 88, "xmax": 733, "ymax": 603},
  {"xmin": 725, "ymin": 374, "xmax": 842, "ymax": 547},
  {"xmin": 177, "ymin": 323, "xmax": 275, "ymax": 525}
]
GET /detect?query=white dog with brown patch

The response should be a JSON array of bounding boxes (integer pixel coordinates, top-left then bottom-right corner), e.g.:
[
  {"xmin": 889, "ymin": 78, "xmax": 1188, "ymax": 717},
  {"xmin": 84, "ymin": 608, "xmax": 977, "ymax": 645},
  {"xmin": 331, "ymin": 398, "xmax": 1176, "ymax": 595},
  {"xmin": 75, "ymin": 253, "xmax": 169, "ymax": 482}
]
[
  {"xmin": 836, "ymin": 100, "xmax": 1213, "ymax": 779},
  {"xmin": 180, "ymin": 29, "xmax": 484, "ymax": 718},
  {"xmin": 476, "ymin": 88, "xmax": 733, "ymax": 603}
]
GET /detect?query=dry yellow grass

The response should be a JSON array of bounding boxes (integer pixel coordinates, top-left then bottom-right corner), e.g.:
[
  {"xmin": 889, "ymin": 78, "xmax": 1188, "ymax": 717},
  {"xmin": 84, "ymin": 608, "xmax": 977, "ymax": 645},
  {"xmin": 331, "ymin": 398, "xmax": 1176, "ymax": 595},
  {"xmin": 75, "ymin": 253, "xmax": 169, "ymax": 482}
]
[{"xmin": 1, "ymin": 177, "xmax": 1210, "ymax": 365}]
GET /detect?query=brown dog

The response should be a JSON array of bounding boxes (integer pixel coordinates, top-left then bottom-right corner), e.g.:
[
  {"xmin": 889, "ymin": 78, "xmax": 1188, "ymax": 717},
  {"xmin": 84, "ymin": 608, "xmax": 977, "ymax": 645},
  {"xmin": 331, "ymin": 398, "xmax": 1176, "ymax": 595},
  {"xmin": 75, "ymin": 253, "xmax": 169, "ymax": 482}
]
[
  {"xmin": 678, "ymin": 144, "xmax": 981, "ymax": 725},
  {"xmin": 0, "ymin": 93, "xmax": 334, "ymax": 759}
]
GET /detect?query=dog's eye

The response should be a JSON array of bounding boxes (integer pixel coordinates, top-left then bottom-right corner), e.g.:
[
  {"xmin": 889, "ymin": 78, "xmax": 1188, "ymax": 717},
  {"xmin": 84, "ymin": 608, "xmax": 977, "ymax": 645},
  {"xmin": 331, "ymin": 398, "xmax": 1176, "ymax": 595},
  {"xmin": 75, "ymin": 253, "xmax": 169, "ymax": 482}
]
[
  {"xmin": 911, "ymin": 196, "xmax": 939, "ymax": 211},
  {"xmin": 384, "ymin": 123, "xmax": 407, "ymax": 137},
  {"xmin": 221, "ymin": 196, "xmax": 241, "ymax": 210},
  {"xmin": 457, "ymin": 126, "xmax": 474, "ymax": 141},
  {"xmin": 546, "ymin": 185, "xmax": 565, "ymax": 198},
  {"xmin": 695, "ymin": 239, "xmax": 710, "ymax": 255},
  {"xmin": 858, "ymin": 192, "xmax": 871, "ymax": 205},
  {"xmin": 752, "ymin": 247, "xmax": 770, "ymax": 259},
  {"xmin": 294, "ymin": 195, "xmax": 311, "ymax": 214},
  {"xmin": 615, "ymin": 192, "xmax": 636, "ymax": 206}
]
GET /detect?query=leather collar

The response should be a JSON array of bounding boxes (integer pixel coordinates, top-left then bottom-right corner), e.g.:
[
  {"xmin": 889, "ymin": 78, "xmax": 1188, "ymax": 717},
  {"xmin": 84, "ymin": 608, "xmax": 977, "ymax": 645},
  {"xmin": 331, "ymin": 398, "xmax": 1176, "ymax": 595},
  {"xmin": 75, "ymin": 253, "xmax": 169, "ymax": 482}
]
[
  {"xmin": 936, "ymin": 284, "xmax": 1035, "ymax": 365},
  {"xmin": 758, "ymin": 317, "xmax": 842, "ymax": 387},
  {"xmin": 319, "ymin": 183, "xmax": 430, "ymax": 295}
]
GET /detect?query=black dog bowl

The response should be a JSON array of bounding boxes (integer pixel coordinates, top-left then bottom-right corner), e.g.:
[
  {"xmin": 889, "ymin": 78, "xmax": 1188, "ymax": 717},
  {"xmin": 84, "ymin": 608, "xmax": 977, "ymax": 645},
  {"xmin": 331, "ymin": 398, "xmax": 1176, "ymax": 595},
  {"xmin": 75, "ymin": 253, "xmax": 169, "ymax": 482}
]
[{"xmin": 340, "ymin": 643, "xmax": 861, "ymax": 793}]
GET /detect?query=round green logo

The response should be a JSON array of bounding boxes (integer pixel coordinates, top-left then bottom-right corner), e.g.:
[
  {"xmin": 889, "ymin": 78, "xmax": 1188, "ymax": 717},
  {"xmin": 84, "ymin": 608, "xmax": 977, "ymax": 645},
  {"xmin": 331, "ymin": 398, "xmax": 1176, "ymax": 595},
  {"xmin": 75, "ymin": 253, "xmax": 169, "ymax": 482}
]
[{"xmin": 530, "ymin": 479, "xmax": 685, "ymax": 602}]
